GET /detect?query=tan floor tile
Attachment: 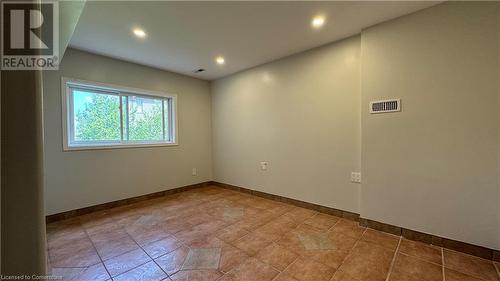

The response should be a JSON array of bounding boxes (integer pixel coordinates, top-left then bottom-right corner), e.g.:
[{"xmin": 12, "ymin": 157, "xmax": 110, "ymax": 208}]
[
  {"xmin": 303, "ymin": 213, "xmax": 340, "ymax": 231},
  {"xmin": 93, "ymin": 236, "xmax": 140, "ymax": 261},
  {"xmin": 193, "ymin": 219, "xmax": 228, "ymax": 234},
  {"xmin": 113, "ymin": 261, "xmax": 167, "ymax": 281},
  {"xmin": 388, "ymin": 253, "xmax": 442, "ymax": 281},
  {"xmin": 184, "ymin": 213, "xmax": 216, "ymax": 226},
  {"xmin": 284, "ymin": 257, "xmax": 336, "ymax": 281},
  {"xmin": 182, "ymin": 248, "xmax": 221, "ymax": 270},
  {"xmin": 283, "ymin": 207, "xmax": 317, "ymax": 223},
  {"xmin": 89, "ymin": 229, "xmax": 140, "ymax": 259},
  {"xmin": 268, "ymin": 204, "xmax": 293, "ymax": 217},
  {"xmin": 233, "ymin": 232, "xmax": 273, "ymax": 256},
  {"xmin": 79, "ymin": 211, "xmax": 115, "ymax": 230},
  {"xmin": 48, "ymin": 239, "xmax": 101, "ymax": 267},
  {"xmin": 155, "ymin": 246, "xmax": 190, "ymax": 275},
  {"xmin": 216, "ymin": 224, "xmax": 250, "ymax": 243},
  {"xmin": 47, "ymin": 229, "xmax": 88, "ymax": 250},
  {"xmin": 331, "ymin": 270, "xmax": 359, "ymax": 281},
  {"xmin": 219, "ymin": 243, "xmax": 250, "ymax": 273},
  {"xmin": 84, "ymin": 221, "xmax": 120, "ymax": 237},
  {"xmin": 276, "ymin": 230, "xmax": 313, "ymax": 256},
  {"xmin": 46, "ymin": 218, "xmax": 83, "ymax": 239},
  {"xmin": 329, "ymin": 219, "xmax": 366, "ymax": 240},
  {"xmin": 444, "ymin": 249, "xmax": 498, "ymax": 281},
  {"xmin": 160, "ymin": 218, "xmax": 193, "ymax": 234},
  {"xmin": 170, "ymin": 269, "xmax": 222, "ymax": 281},
  {"xmin": 269, "ymin": 215, "xmax": 300, "ymax": 230},
  {"xmin": 50, "ymin": 267, "xmax": 86, "ymax": 281},
  {"xmin": 398, "ymin": 239, "xmax": 442, "ymax": 265},
  {"xmin": 273, "ymin": 273, "xmax": 300, "ymax": 281},
  {"xmin": 223, "ymin": 257, "xmax": 279, "ymax": 281},
  {"xmin": 188, "ymin": 235, "xmax": 225, "ymax": 248},
  {"xmin": 73, "ymin": 263, "xmax": 110, "ymax": 281},
  {"xmin": 174, "ymin": 227, "xmax": 208, "ymax": 244},
  {"xmin": 361, "ymin": 228, "xmax": 400, "ymax": 251},
  {"xmin": 253, "ymin": 223, "xmax": 288, "ymax": 242},
  {"xmin": 103, "ymin": 248, "xmax": 151, "ymax": 277},
  {"xmin": 126, "ymin": 225, "xmax": 170, "ymax": 246},
  {"xmin": 445, "ymin": 268, "xmax": 485, "ymax": 281},
  {"xmin": 301, "ymin": 231, "xmax": 357, "ymax": 269},
  {"xmin": 338, "ymin": 240, "xmax": 395, "ymax": 281},
  {"xmin": 49, "ymin": 187, "xmax": 500, "ymax": 281},
  {"xmin": 294, "ymin": 223, "xmax": 325, "ymax": 233},
  {"xmin": 142, "ymin": 236, "xmax": 182, "ymax": 259},
  {"xmin": 255, "ymin": 243, "xmax": 297, "ymax": 271}
]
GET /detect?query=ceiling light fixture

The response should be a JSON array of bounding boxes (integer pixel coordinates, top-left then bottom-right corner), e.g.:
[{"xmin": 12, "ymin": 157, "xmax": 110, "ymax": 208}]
[
  {"xmin": 311, "ymin": 16, "xmax": 325, "ymax": 29},
  {"xmin": 215, "ymin": 56, "xmax": 225, "ymax": 65},
  {"xmin": 132, "ymin": 28, "xmax": 147, "ymax": 38}
]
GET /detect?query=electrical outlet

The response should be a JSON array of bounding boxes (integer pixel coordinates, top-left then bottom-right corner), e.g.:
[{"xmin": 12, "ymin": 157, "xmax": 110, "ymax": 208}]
[
  {"xmin": 192, "ymin": 168, "xmax": 197, "ymax": 176},
  {"xmin": 351, "ymin": 172, "xmax": 361, "ymax": 183},
  {"xmin": 260, "ymin": 161, "xmax": 268, "ymax": 171}
]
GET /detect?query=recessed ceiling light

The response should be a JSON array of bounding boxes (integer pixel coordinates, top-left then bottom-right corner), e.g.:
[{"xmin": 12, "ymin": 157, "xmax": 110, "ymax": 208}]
[
  {"xmin": 215, "ymin": 56, "xmax": 225, "ymax": 65},
  {"xmin": 132, "ymin": 28, "xmax": 147, "ymax": 38},
  {"xmin": 311, "ymin": 16, "xmax": 325, "ymax": 28}
]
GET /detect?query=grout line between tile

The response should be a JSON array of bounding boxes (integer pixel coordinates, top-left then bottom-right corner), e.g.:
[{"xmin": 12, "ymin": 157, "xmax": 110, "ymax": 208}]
[
  {"xmin": 326, "ymin": 217, "xmax": 342, "ymax": 232},
  {"xmin": 329, "ymin": 227, "xmax": 368, "ymax": 281},
  {"xmin": 396, "ymin": 248, "xmax": 444, "ymax": 267},
  {"xmin": 494, "ymin": 261, "xmax": 500, "ymax": 279},
  {"xmin": 80, "ymin": 223, "xmax": 113, "ymax": 280},
  {"xmin": 272, "ymin": 256, "xmax": 300, "ymax": 281},
  {"xmin": 384, "ymin": 236, "xmax": 402, "ymax": 281},
  {"xmin": 109, "ymin": 214, "xmax": 172, "ymax": 279},
  {"xmin": 441, "ymin": 247, "xmax": 446, "ymax": 281}
]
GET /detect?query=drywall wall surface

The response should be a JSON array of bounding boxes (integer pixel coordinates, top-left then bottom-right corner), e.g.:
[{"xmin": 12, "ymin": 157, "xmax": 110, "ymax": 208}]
[
  {"xmin": 59, "ymin": 0, "xmax": 86, "ymax": 61},
  {"xmin": 2, "ymin": 70, "xmax": 46, "ymax": 274},
  {"xmin": 43, "ymin": 48, "xmax": 212, "ymax": 215},
  {"xmin": 497, "ymin": 5, "xmax": 500, "ymax": 251},
  {"xmin": 360, "ymin": 2, "xmax": 499, "ymax": 249},
  {"xmin": 212, "ymin": 36, "xmax": 361, "ymax": 213}
]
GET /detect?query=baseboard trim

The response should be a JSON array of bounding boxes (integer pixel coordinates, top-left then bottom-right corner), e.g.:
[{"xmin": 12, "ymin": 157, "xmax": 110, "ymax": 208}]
[
  {"xmin": 212, "ymin": 181, "xmax": 360, "ymax": 221},
  {"xmin": 211, "ymin": 181, "xmax": 499, "ymax": 262},
  {"xmin": 359, "ymin": 218, "xmax": 498, "ymax": 261},
  {"xmin": 45, "ymin": 180, "xmax": 499, "ymax": 262},
  {"xmin": 45, "ymin": 181, "xmax": 212, "ymax": 223}
]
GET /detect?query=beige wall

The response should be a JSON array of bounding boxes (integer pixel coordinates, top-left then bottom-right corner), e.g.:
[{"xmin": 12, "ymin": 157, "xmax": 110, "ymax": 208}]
[
  {"xmin": 212, "ymin": 2, "xmax": 499, "ymax": 250},
  {"xmin": 2, "ymin": 70, "xmax": 46, "ymax": 274},
  {"xmin": 42, "ymin": 1, "xmax": 499, "ymax": 250},
  {"xmin": 212, "ymin": 36, "xmax": 361, "ymax": 213},
  {"xmin": 360, "ymin": 2, "xmax": 499, "ymax": 249},
  {"xmin": 43, "ymin": 49, "xmax": 212, "ymax": 215}
]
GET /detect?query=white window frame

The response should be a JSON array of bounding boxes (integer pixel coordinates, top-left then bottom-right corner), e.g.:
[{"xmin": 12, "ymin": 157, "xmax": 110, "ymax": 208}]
[{"xmin": 61, "ymin": 77, "xmax": 178, "ymax": 151}]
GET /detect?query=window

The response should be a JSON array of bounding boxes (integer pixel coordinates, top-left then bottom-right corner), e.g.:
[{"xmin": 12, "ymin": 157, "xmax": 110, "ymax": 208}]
[{"xmin": 62, "ymin": 78, "xmax": 177, "ymax": 150}]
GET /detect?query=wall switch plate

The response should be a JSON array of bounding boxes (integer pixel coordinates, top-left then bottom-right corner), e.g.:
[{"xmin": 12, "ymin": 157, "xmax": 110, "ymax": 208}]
[
  {"xmin": 260, "ymin": 162, "xmax": 268, "ymax": 171},
  {"xmin": 192, "ymin": 168, "xmax": 197, "ymax": 176},
  {"xmin": 351, "ymin": 172, "xmax": 361, "ymax": 183}
]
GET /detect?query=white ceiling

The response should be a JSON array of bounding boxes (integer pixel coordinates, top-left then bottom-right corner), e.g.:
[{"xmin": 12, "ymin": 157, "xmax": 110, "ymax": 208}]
[{"xmin": 70, "ymin": 1, "xmax": 439, "ymax": 80}]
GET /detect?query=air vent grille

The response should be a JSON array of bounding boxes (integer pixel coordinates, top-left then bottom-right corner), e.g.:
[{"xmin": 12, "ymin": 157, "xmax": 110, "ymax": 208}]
[{"xmin": 370, "ymin": 99, "xmax": 401, "ymax": 114}]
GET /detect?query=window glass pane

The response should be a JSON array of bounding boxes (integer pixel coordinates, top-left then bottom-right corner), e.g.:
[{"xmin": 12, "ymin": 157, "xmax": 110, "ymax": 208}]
[
  {"xmin": 127, "ymin": 95, "xmax": 164, "ymax": 141},
  {"xmin": 73, "ymin": 89, "xmax": 121, "ymax": 142}
]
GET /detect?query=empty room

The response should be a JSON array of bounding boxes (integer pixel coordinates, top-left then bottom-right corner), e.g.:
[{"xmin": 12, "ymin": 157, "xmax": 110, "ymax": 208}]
[{"xmin": 1, "ymin": 1, "xmax": 499, "ymax": 281}]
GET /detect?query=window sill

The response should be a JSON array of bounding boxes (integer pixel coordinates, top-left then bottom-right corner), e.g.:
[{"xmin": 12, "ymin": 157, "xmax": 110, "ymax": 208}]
[{"xmin": 63, "ymin": 142, "xmax": 179, "ymax": 151}]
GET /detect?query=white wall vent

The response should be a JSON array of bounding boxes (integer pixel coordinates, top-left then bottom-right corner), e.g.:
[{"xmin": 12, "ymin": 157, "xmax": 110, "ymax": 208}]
[{"xmin": 369, "ymin": 99, "xmax": 401, "ymax": 114}]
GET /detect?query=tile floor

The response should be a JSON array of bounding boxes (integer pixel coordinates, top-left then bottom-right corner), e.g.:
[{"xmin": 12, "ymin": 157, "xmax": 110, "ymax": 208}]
[{"xmin": 47, "ymin": 186, "xmax": 500, "ymax": 281}]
